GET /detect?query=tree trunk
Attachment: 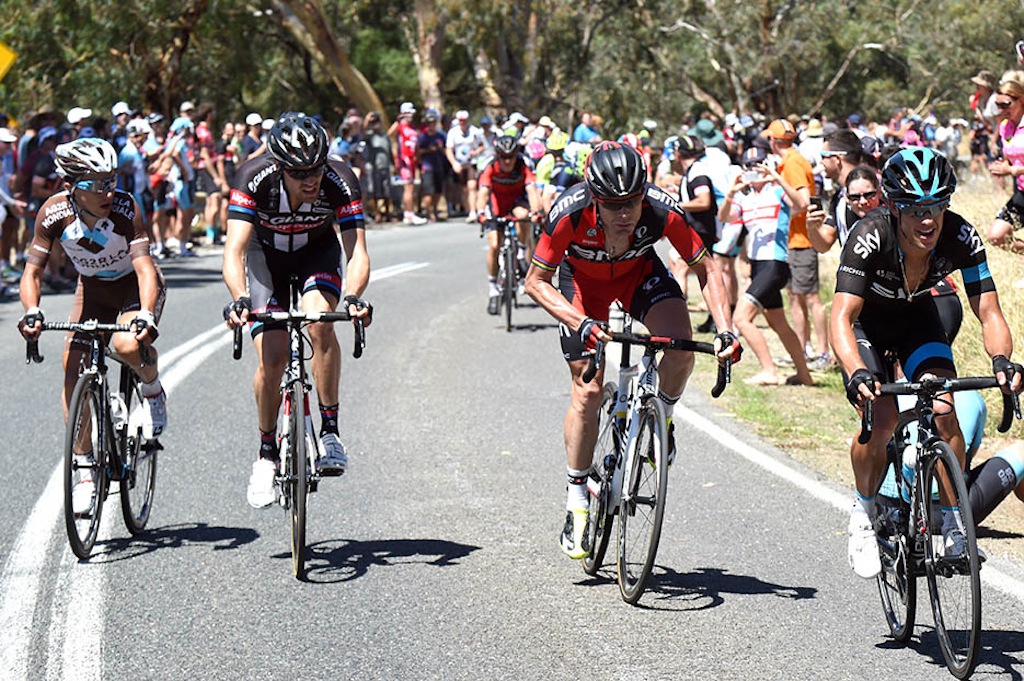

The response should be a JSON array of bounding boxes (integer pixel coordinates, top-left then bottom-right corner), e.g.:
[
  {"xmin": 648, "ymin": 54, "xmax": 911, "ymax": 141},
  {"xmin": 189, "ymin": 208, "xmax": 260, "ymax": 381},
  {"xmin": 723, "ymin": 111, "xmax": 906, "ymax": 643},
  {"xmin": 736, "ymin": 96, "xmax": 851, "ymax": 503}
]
[
  {"xmin": 272, "ymin": 0, "xmax": 385, "ymax": 122},
  {"xmin": 409, "ymin": 0, "xmax": 447, "ymax": 113},
  {"xmin": 145, "ymin": 0, "xmax": 210, "ymax": 115}
]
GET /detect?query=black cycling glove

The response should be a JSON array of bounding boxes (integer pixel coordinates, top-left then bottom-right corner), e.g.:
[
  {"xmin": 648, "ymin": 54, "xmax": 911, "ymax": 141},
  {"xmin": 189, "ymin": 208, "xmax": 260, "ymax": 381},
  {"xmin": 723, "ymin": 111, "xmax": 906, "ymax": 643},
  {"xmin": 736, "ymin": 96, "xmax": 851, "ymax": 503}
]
[
  {"xmin": 223, "ymin": 296, "xmax": 252, "ymax": 321},
  {"xmin": 845, "ymin": 368, "xmax": 876, "ymax": 404}
]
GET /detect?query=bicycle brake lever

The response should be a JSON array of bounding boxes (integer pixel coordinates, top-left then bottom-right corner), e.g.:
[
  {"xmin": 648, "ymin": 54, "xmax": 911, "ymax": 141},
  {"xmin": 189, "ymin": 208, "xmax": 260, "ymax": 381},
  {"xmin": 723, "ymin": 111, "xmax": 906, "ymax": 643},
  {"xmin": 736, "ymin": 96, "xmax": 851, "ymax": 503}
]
[
  {"xmin": 26, "ymin": 339, "xmax": 43, "ymax": 364},
  {"xmin": 858, "ymin": 399, "xmax": 874, "ymax": 445},
  {"xmin": 581, "ymin": 340, "xmax": 604, "ymax": 384},
  {"xmin": 711, "ymin": 358, "xmax": 731, "ymax": 398},
  {"xmin": 232, "ymin": 326, "xmax": 243, "ymax": 360},
  {"xmin": 352, "ymin": 319, "xmax": 365, "ymax": 359}
]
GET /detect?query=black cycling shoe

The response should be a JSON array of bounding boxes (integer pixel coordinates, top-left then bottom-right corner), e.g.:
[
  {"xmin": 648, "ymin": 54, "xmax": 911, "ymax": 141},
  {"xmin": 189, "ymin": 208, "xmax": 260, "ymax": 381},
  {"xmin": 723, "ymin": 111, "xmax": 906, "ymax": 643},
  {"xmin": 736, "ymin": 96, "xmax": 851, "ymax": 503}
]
[
  {"xmin": 695, "ymin": 315, "xmax": 716, "ymax": 334},
  {"xmin": 487, "ymin": 295, "xmax": 499, "ymax": 315}
]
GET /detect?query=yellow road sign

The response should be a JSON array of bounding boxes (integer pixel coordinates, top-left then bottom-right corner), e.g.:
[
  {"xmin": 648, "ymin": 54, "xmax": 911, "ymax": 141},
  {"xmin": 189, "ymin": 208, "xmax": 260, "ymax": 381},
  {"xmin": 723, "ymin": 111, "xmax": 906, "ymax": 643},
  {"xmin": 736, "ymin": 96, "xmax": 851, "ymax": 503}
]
[{"xmin": 0, "ymin": 42, "xmax": 17, "ymax": 84}]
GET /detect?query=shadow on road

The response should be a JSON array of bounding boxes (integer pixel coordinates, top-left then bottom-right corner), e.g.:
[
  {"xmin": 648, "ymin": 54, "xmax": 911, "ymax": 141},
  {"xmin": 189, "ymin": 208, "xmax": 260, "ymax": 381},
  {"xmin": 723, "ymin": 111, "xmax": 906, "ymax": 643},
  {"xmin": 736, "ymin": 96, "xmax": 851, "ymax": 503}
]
[
  {"xmin": 875, "ymin": 626, "xmax": 1024, "ymax": 678},
  {"xmin": 292, "ymin": 537, "xmax": 481, "ymax": 584},
  {"xmin": 578, "ymin": 564, "xmax": 817, "ymax": 611},
  {"xmin": 87, "ymin": 521, "xmax": 260, "ymax": 563}
]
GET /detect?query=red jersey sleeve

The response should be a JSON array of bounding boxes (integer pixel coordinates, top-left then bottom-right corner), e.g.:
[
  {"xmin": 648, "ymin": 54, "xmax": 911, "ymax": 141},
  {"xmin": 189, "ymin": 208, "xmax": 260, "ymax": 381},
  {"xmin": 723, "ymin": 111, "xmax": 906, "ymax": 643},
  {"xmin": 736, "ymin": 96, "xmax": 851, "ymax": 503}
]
[
  {"xmin": 663, "ymin": 212, "xmax": 707, "ymax": 266},
  {"xmin": 531, "ymin": 211, "xmax": 577, "ymax": 272}
]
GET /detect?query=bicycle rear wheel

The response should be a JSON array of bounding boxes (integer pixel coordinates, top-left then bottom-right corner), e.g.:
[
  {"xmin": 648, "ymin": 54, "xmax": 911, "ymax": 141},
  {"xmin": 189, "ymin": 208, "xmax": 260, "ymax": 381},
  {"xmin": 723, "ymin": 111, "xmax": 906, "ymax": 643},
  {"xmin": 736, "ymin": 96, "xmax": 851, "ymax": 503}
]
[
  {"xmin": 120, "ymin": 373, "xmax": 157, "ymax": 535},
  {"xmin": 616, "ymin": 399, "xmax": 669, "ymax": 604},
  {"xmin": 922, "ymin": 441, "xmax": 980, "ymax": 679},
  {"xmin": 875, "ymin": 496, "xmax": 916, "ymax": 642},
  {"xmin": 502, "ymin": 239, "xmax": 515, "ymax": 332},
  {"xmin": 288, "ymin": 383, "xmax": 308, "ymax": 580},
  {"xmin": 582, "ymin": 382, "xmax": 619, "ymax": 576},
  {"xmin": 63, "ymin": 373, "xmax": 108, "ymax": 559}
]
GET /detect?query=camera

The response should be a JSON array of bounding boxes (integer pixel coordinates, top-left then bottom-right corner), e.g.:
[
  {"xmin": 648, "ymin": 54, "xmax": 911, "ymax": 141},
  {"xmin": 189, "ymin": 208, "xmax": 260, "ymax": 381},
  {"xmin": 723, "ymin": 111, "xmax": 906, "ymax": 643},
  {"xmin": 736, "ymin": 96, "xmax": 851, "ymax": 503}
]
[{"xmin": 742, "ymin": 170, "xmax": 760, "ymax": 183}]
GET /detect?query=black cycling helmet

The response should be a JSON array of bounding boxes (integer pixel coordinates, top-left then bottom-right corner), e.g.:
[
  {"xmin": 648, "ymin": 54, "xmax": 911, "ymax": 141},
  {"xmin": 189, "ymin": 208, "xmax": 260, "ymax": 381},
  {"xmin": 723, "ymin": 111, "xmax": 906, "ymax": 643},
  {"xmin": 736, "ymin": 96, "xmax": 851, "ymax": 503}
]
[
  {"xmin": 880, "ymin": 147, "xmax": 956, "ymax": 205},
  {"xmin": 268, "ymin": 112, "xmax": 330, "ymax": 169},
  {"xmin": 493, "ymin": 135, "xmax": 518, "ymax": 157},
  {"xmin": 584, "ymin": 141, "xmax": 647, "ymax": 200},
  {"xmin": 675, "ymin": 135, "xmax": 705, "ymax": 159}
]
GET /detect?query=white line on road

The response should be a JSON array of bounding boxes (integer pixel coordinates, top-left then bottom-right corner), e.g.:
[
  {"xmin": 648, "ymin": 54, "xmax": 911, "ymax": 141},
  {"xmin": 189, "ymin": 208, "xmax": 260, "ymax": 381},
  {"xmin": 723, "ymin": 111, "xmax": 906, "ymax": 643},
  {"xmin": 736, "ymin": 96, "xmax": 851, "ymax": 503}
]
[
  {"xmin": 679, "ymin": 404, "xmax": 1024, "ymax": 602},
  {"xmin": 0, "ymin": 260, "xmax": 430, "ymax": 680}
]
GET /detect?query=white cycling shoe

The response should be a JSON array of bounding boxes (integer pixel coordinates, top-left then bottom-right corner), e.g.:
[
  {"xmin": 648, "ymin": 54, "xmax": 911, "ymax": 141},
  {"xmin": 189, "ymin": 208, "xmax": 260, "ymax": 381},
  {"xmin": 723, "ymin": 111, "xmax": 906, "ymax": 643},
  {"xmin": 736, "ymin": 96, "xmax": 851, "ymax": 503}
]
[{"xmin": 247, "ymin": 458, "xmax": 278, "ymax": 509}]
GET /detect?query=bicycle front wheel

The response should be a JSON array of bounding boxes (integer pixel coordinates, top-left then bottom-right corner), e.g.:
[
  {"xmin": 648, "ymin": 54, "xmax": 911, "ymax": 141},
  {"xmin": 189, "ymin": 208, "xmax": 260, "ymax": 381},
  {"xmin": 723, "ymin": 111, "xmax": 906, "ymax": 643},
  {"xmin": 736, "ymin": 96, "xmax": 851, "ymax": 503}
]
[
  {"xmin": 582, "ymin": 382, "xmax": 619, "ymax": 576},
  {"xmin": 875, "ymin": 496, "xmax": 916, "ymax": 642},
  {"xmin": 502, "ymin": 240, "xmax": 515, "ymax": 332},
  {"xmin": 922, "ymin": 441, "xmax": 981, "ymax": 679},
  {"xmin": 288, "ymin": 383, "xmax": 308, "ymax": 580},
  {"xmin": 120, "ymin": 374, "xmax": 157, "ymax": 535},
  {"xmin": 63, "ymin": 373, "xmax": 108, "ymax": 559},
  {"xmin": 616, "ymin": 399, "xmax": 669, "ymax": 604}
]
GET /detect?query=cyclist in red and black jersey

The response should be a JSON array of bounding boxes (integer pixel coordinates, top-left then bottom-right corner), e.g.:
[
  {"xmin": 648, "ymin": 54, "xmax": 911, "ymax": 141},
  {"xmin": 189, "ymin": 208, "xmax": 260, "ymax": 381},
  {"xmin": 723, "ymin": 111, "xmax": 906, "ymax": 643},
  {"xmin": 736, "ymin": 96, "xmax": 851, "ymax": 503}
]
[
  {"xmin": 222, "ymin": 112, "xmax": 371, "ymax": 509},
  {"xmin": 525, "ymin": 141, "xmax": 742, "ymax": 559},
  {"xmin": 477, "ymin": 135, "xmax": 543, "ymax": 315}
]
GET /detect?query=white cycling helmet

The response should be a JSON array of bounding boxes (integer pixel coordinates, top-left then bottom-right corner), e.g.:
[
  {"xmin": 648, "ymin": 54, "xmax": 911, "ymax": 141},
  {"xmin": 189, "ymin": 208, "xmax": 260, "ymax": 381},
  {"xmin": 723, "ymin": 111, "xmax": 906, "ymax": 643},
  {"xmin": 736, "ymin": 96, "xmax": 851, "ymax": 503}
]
[{"xmin": 55, "ymin": 137, "xmax": 119, "ymax": 179}]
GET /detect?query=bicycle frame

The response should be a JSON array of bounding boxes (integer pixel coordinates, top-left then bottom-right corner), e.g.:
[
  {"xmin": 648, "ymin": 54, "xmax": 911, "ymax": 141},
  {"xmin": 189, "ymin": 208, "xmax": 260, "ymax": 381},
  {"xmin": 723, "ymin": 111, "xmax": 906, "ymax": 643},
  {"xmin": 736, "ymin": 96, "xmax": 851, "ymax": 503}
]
[{"xmin": 279, "ymin": 319, "xmax": 324, "ymax": 498}]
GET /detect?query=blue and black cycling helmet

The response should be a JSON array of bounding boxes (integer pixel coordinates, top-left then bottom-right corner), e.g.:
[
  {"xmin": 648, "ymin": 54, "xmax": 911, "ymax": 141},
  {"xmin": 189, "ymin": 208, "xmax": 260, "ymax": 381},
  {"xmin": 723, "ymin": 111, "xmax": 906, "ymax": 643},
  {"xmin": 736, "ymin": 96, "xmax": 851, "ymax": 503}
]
[
  {"xmin": 880, "ymin": 147, "xmax": 956, "ymax": 206},
  {"xmin": 493, "ymin": 135, "xmax": 518, "ymax": 157},
  {"xmin": 585, "ymin": 141, "xmax": 647, "ymax": 200},
  {"xmin": 268, "ymin": 112, "xmax": 330, "ymax": 169}
]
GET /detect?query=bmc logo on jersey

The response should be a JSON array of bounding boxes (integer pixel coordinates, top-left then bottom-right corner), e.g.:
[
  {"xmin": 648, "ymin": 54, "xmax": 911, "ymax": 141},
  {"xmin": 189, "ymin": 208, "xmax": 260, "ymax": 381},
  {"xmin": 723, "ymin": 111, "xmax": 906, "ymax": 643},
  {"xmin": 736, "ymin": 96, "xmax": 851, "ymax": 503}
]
[
  {"xmin": 852, "ymin": 228, "xmax": 881, "ymax": 260},
  {"xmin": 957, "ymin": 224, "xmax": 984, "ymax": 256}
]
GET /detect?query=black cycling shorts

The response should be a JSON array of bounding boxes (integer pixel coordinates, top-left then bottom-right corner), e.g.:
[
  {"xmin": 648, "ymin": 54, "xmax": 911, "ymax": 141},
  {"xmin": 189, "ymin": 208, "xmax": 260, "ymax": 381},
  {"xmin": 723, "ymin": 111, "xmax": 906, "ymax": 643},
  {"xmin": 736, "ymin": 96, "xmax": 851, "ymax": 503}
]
[
  {"xmin": 743, "ymin": 259, "xmax": 789, "ymax": 310},
  {"xmin": 246, "ymin": 234, "xmax": 343, "ymax": 337}
]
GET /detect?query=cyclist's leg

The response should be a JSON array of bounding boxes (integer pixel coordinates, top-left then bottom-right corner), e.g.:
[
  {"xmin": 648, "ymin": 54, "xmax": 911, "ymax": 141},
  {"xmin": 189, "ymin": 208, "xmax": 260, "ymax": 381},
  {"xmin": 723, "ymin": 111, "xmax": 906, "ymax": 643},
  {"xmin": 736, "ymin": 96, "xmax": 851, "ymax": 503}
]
[
  {"xmin": 248, "ymin": 246, "xmax": 289, "ymax": 451},
  {"xmin": 845, "ymin": 323, "xmax": 899, "ymax": 578},
  {"xmin": 631, "ymin": 259, "xmax": 692, "ymax": 400}
]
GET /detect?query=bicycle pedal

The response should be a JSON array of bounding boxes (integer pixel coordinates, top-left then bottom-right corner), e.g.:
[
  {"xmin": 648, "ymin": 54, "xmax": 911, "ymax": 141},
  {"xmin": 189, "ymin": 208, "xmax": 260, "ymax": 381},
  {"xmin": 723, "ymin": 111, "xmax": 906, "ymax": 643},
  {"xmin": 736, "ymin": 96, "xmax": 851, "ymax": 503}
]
[
  {"xmin": 318, "ymin": 468, "xmax": 344, "ymax": 478},
  {"xmin": 141, "ymin": 439, "xmax": 164, "ymax": 452}
]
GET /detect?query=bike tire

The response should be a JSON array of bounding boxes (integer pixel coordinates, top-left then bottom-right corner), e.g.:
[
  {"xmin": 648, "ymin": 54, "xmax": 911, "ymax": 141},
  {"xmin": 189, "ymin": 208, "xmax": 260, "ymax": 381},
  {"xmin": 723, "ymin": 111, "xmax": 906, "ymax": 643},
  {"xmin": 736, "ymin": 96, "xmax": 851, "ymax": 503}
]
[
  {"xmin": 922, "ymin": 441, "xmax": 981, "ymax": 679},
  {"xmin": 120, "ymin": 372, "xmax": 157, "ymax": 535},
  {"xmin": 502, "ymin": 239, "xmax": 515, "ymax": 332},
  {"xmin": 288, "ymin": 382, "xmax": 308, "ymax": 580},
  {"xmin": 616, "ymin": 398, "xmax": 669, "ymax": 605},
  {"xmin": 582, "ymin": 382, "xmax": 619, "ymax": 576},
  {"xmin": 875, "ymin": 496, "xmax": 917, "ymax": 642},
  {"xmin": 63, "ymin": 373, "xmax": 107, "ymax": 559}
]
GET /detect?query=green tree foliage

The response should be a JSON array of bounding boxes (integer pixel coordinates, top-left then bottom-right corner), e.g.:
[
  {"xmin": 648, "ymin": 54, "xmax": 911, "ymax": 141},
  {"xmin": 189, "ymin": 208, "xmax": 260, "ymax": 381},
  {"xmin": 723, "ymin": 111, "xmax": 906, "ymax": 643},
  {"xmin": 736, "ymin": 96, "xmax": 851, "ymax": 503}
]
[{"xmin": 0, "ymin": 0, "xmax": 1022, "ymax": 136}]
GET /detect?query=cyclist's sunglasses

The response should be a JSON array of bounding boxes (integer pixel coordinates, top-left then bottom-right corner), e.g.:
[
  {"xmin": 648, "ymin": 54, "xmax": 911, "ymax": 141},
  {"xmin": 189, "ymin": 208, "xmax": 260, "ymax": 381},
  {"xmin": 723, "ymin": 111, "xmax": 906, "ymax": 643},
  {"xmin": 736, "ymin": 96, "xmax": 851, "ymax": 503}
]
[
  {"xmin": 596, "ymin": 194, "xmax": 643, "ymax": 211},
  {"xmin": 896, "ymin": 200, "xmax": 948, "ymax": 218},
  {"xmin": 284, "ymin": 164, "xmax": 327, "ymax": 180},
  {"xmin": 73, "ymin": 177, "xmax": 117, "ymax": 194}
]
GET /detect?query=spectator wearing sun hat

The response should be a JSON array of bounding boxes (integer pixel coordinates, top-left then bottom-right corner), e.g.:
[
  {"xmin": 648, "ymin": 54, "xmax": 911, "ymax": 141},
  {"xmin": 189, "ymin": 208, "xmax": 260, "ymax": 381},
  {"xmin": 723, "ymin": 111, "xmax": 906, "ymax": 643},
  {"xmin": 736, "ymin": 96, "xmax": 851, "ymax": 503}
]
[
  {"xmin": 693, "ymin": 118, "xmax": 726, "ymax": 152},
  {"xmin": 242, "ymin": 112, "xmax": 265, "ymax": 160},
  {"xmin": 65, "ymin": 106, "xmax": 93, "ymax": 141},
  {"xmin": 110, "ymin": 101, "xmax": 132, "ymax": 152},
  {"xmin": 970, "ymin": 69, "xmax": 999, "ymax": 128},
  {"xmin": 388, "ymin": 102, "xmax": 426, "ymax": 224},
  {"xmin": 762, "ymin": 117, "xmax": 827, "ymax": 365},
  {"xmin": 798, "ymin": 118, "xmax": 826, "ymax": 194}
]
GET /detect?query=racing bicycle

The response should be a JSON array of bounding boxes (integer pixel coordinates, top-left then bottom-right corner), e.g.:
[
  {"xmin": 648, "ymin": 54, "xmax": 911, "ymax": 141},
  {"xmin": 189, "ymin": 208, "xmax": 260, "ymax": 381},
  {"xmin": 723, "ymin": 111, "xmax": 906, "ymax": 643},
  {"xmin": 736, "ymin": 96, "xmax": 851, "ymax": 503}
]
[
  {"xmin": 231, "ymin": 287, "xmax": 367, "ymax": 580},
  {"xmin": 27, "ymin": 320, "xmax": 159, "ymax": 559},
  {"xmin": 482, "ymin": 215, "xmax": 532, "ymax": 332},
  {"xmin": 864, "ymin": 375, "xmax": 1020, "ymax": 679},
  {"xmin": 580, "ymin": 313, "xmax": 731, "ymax": 604}
]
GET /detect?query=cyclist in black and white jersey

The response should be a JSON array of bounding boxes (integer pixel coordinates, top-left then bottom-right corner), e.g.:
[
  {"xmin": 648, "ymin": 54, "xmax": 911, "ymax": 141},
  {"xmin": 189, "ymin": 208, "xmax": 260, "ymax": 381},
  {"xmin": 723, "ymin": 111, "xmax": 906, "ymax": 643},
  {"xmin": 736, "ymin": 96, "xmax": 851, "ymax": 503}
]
[
  {"xmin": 831, "ymin": 147, "xmax": 1022, "ymax": 579},
  {"xmin": 222, "ymin": 112, "xmax": 371, "ymax": 509}
]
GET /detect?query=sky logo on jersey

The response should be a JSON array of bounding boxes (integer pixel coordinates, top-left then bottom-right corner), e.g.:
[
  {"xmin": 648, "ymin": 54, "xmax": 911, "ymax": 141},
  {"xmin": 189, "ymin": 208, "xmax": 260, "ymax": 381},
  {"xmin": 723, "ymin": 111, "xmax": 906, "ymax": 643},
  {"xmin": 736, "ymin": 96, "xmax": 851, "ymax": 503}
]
[
  {"xmin": 853, "ymin": 228, "xmax": 880, "ymax": 260},
  {"xmin": 957, "ymin": 223, "xmax": 984, "ymax": 256}
]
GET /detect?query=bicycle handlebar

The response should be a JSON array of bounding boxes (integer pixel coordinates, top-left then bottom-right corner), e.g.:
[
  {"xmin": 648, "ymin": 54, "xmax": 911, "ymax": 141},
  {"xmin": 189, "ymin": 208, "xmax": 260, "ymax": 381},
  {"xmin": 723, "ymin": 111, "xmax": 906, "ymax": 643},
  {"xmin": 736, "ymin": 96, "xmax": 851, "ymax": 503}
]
[
  {"xmin": 25, "ymin": 320, "xmax": 153, "ymax": 366},
  {"xmin": 582, "ymin": 331, "xmax": 732, "ymax": 399},
  {"xmin": 231, "ymin": 309, "xmax": 366, "ymax": 361},
  {"xmin": 857, "ymin": 375, "xmax": 1021, "ymax": 445}
]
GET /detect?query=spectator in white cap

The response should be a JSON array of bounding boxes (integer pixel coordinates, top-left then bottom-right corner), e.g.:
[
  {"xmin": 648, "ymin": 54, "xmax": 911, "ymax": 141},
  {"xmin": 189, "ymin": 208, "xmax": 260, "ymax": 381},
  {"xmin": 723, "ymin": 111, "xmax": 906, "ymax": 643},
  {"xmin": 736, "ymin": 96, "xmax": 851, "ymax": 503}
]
[
  {"xmin": 446, "ymin": 109, "xmax": 485, "ymax": 222},
  {"xmin": 179, "ymin": 101, "xmax": 196, "ymax": 120},
  {"xmin": 66, "ymin": 107, "xmax": 93, "ymax": 139},
  {"xmin": 242, "ymin": 113, "xmax": 265, "ymax": 159},
  {"xmin": 388, "ymin": 102, "xmax": 426, "ymax": 224},
  {"xmin": 110, "ymin": 101, "xmax": 132, "ymax": 152}
]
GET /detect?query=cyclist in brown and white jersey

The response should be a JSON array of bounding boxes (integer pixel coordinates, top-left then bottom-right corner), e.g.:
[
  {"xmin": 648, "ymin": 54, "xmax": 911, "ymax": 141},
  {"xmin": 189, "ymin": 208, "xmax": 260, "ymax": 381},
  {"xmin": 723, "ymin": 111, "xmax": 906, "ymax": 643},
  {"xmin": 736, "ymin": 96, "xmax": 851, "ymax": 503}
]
[
  {"xmin": 222, "ymin": 112, "xmax": 371, "ymax": 509},
  {"xmin": 17, "ymin": 138, "xmax": 167, "ymax": 441}
]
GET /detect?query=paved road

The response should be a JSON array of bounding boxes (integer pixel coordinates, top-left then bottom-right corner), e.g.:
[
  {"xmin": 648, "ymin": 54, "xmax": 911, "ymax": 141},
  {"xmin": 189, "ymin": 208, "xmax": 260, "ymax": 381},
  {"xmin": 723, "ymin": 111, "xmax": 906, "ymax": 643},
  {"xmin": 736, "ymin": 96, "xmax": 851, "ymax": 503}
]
[{"xmin": 2, "ymin": 221, "xmax": 1024, "ymax": 679}]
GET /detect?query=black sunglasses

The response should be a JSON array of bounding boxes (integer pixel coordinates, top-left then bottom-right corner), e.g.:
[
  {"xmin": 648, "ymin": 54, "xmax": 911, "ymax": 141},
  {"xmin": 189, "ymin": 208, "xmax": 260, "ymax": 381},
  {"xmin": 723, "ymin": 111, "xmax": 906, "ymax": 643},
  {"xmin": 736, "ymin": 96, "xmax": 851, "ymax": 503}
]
[
  {"xmin": 596, "ymin": 195, "xmax": 643, "ymax": 210},
  {"xmin": 284, "ymin": 164, "xmax": 327, "ymax": 180},
  {"xmin": 847, "ymin": 190, "xmax": 877, "ymax": 202}
]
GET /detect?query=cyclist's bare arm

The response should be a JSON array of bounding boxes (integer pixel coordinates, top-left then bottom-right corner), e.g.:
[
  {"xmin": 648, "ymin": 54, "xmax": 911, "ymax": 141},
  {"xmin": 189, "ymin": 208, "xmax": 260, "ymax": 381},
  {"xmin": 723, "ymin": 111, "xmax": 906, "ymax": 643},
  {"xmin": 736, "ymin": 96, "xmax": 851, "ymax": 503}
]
[
  {"xmin": 688, "ymin": 253, "xmax": 733, "ymax": 341},
  {"xmin": 829, "ymin": 291, "xmax": 876, "ymax": 401},
  {"xmin": 969, "ymin": 289, "xmax": 1020, "ymax": 391},
  {"xmin": 222, "ymin": 218, "xmax": 254, "ymax": 326},
  {"xmin": 339, "ymin": 228, "xmax": 372, "ymax": 324}
]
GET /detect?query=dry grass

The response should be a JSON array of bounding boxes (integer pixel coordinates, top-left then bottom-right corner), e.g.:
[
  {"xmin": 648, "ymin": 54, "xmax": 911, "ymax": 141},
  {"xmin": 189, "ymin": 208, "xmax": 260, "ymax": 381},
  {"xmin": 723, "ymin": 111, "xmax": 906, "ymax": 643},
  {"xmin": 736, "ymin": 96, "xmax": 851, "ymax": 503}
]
[{"xmin": 689, "ymin": 179, "xmax": 1024, "ymax": 560}]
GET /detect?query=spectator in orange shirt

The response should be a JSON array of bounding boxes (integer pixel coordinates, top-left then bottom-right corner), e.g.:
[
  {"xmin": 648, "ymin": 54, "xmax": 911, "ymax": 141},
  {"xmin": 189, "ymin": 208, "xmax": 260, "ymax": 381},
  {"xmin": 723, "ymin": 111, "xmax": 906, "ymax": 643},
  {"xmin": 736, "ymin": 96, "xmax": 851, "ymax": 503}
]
[{"xmin": 762, "ymin": 118, "xmax": 828, "ymax": 367}]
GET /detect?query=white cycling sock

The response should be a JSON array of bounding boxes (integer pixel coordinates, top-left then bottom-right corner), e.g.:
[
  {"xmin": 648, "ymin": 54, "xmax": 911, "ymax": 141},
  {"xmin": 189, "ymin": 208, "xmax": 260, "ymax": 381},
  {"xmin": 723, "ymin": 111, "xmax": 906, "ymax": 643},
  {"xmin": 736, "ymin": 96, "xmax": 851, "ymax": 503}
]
[
  {"xmin": 566, "ymin": 467, "xmax": 589, "ymax": 511},
  {"xmin": 141, "ymin": 379, "xmax": 163, "ymax": 398}
]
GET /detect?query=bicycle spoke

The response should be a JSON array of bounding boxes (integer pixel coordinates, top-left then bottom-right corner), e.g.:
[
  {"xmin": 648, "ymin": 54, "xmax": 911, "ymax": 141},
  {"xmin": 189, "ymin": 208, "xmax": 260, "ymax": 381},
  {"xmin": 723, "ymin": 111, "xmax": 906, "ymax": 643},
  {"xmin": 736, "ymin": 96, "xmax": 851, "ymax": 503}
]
[
  {"xmin": 923, "ymin": 443, "xmax": 981, "ymax": 679},
  {"xmin": 121, "ymin": 374, "xmax": 157, "ymax": 535},
  {"xmin": 583, "ymin": 383, "xmax": 619, "ymax": 576}
]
